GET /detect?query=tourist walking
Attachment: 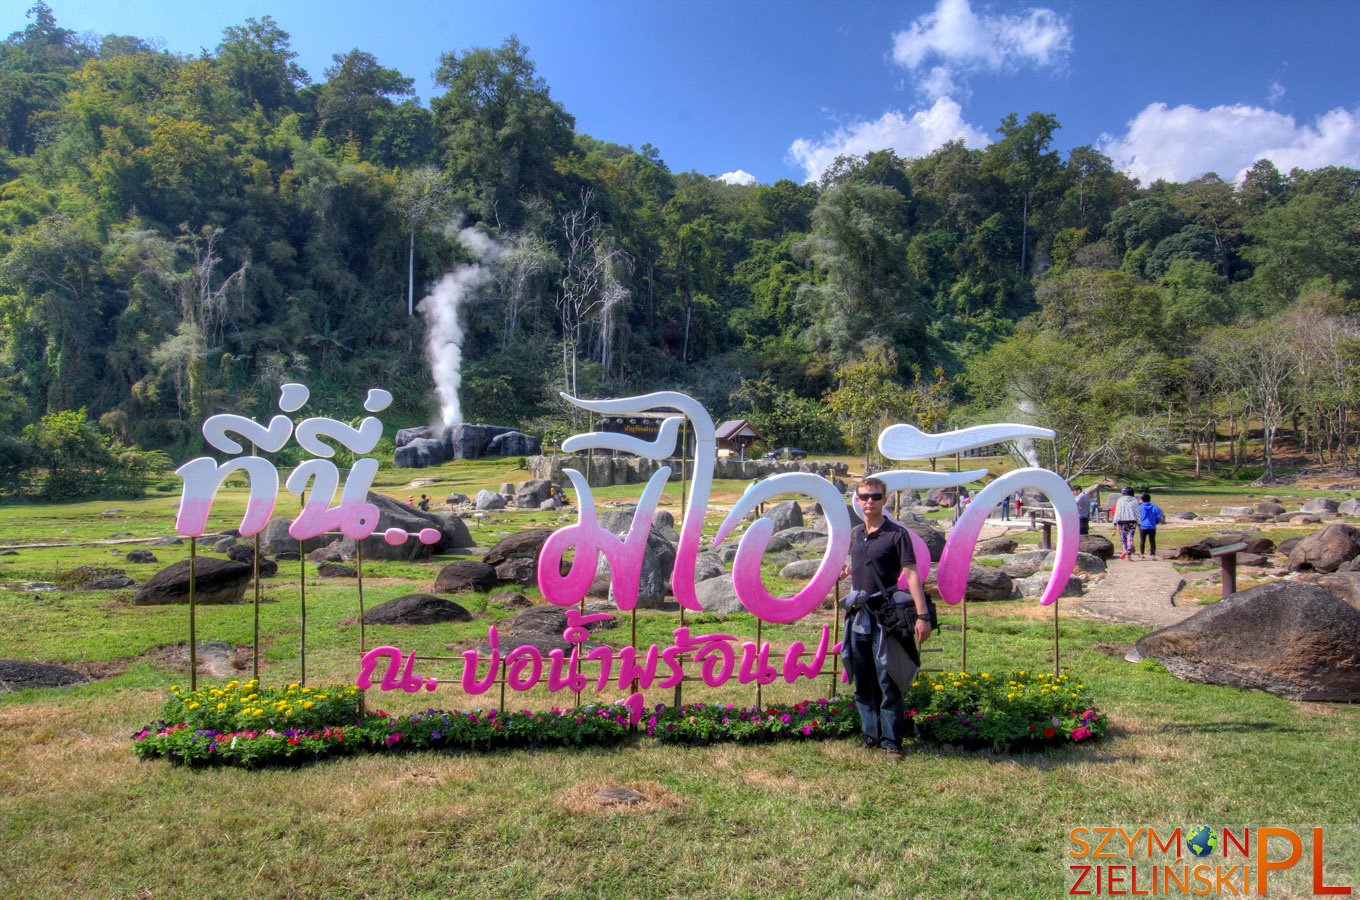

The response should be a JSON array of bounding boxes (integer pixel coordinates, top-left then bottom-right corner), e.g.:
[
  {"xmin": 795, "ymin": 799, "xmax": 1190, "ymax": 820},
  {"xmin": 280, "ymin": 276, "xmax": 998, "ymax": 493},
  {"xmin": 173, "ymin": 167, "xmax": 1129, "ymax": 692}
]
[
  {"xmin": 1111, "ymin": 487, "xmax": 1140, "ymax": 560},
  {"xmin": 1138, "ymin": 492, "xmax": 1164, "ymax": 558},
  {"xmin": 1000, "ymin": 492, "xmax": 1012, "ymax": 521}
]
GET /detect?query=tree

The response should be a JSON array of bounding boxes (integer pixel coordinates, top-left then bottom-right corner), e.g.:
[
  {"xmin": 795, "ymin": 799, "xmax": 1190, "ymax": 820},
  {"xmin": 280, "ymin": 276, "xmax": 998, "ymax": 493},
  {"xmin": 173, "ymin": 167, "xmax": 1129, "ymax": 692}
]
[
  {"xmin": 824, "ymin": 346, "xmax": 914, "ymax": 471},
  {"xmin": 1219, "ymin": 320, "xmax": 1297, "ymax": 481},
  {"xmin": 215, "ymin": 16, "xmax": 309, "ymax": 116},
  {"xmin": 392, "ymin": 166, "xmax": 452, "ymax": 316},
  {"xmin": 432, "ymin": 36, "xmax": 575, "ymax": 225},
  {"xmin": 314, "ymin": 49, "xmax": 414, "ymax": 150},
  {"xmin": 986, "ymin": 112, "xmax": 1062, "ymax": 275},
  {"xmin": 553, "ymin": 190, "xmax": 628, "ymax": 407}
]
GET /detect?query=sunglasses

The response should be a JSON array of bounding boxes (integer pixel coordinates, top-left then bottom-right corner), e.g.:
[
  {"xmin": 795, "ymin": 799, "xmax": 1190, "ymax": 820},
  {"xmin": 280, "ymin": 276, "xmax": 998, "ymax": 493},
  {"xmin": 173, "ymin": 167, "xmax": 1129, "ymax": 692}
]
[{"xmin": 856, "ymin": 492, "xmax": 884, "ymax": 502}]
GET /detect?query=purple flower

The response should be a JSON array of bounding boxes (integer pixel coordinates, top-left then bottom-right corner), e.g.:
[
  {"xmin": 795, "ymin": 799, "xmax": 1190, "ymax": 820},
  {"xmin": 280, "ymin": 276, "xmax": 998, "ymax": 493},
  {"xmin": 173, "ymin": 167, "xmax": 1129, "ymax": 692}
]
[{"xmin": 431, "ymin": 731, "xmax": 442, "ymax": 740}]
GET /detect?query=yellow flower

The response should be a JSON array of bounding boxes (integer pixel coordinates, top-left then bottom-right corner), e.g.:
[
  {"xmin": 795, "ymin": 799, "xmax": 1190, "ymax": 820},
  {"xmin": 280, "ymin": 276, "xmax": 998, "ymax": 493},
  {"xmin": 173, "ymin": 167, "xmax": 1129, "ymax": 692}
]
[
  {"xmin": 952, "ymin": 681, "xmax": 962, "ymax": 687},
  {"xmin": 288, "ymin": 683, "xmax": 299, "ymax": 690},
  {"xmin": 303, "ymin": 701, "xmax": 314, "ymax": 709},
  {"xmin": 981, "ymin": 672, "xmax": 991, "ymax": 679},
  {"xmin": 216, "ymin": 702, "xmax": 227, "ymax": 710},
  {"xmin": 187, "ymin": 702, "xmax": 200, "ymax": 710},
  {"xmin": 934, "ymin": 685, "xmax": 944, "ymax": 691}
]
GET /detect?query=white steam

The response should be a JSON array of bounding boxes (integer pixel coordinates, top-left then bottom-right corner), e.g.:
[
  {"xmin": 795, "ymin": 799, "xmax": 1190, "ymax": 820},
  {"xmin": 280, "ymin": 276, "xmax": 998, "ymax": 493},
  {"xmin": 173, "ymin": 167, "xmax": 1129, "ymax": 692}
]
[{"xmin": 417, "ymin": 226, "xmax": 507, "ymax": 427}]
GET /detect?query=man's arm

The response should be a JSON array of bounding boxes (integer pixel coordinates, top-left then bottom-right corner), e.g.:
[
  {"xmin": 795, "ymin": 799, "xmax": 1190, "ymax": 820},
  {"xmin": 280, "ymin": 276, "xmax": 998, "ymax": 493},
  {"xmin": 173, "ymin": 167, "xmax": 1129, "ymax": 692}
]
[{"xmin": 902, "ymin": 564, "xmax": 932, "ymax": 643}]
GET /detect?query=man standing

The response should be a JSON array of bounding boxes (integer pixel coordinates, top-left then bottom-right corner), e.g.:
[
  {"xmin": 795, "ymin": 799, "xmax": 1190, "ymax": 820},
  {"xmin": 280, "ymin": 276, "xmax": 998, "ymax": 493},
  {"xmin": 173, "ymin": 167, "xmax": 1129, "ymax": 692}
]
[
  {"xmin": 1073, "ymin": 484, "xmax": 1094, "ymax": 535},
  {"xmin": 837, "ymin": 477, "xmax": 932, "ymax": 758}
]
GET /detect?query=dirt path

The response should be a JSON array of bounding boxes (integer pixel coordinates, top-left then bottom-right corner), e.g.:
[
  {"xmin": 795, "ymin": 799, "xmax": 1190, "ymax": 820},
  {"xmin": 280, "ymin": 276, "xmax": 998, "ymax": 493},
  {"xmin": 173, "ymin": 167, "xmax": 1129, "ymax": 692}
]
[{"xmin": 1078, "ymin": 556, "xmax": 1194, "ymax": 630}]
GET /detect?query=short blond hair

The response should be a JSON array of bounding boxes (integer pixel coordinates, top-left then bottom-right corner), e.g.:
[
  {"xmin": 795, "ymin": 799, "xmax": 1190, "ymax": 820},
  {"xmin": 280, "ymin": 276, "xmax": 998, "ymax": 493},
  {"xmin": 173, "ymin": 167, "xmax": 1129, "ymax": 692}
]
[{"xmin": 856, "ymin": 476, "xmax": 886, "ymax": 494}]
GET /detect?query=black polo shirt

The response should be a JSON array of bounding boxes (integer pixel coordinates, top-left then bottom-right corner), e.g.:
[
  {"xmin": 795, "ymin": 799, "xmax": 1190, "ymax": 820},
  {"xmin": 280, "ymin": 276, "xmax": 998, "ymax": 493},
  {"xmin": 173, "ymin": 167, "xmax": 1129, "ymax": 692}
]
[{"xmin": 849, "ymin": 518, "xmax": 916, "ymax": 594}]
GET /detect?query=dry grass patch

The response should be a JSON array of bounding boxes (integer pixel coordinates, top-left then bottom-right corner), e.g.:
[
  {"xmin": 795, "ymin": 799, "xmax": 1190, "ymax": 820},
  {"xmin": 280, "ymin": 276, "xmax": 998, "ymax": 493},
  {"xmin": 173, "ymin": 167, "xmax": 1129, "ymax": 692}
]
[{"xmin": 558, "ymin": 778, "xmax": 683, "ymax": 815}]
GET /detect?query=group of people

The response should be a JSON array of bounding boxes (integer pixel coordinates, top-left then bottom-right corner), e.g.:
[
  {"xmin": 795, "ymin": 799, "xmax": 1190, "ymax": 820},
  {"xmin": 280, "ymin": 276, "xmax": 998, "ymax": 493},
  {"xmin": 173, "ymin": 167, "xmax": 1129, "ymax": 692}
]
[{"xmin": 1105, "ymin": 486, "xmax": 1164, "ymax": 560}]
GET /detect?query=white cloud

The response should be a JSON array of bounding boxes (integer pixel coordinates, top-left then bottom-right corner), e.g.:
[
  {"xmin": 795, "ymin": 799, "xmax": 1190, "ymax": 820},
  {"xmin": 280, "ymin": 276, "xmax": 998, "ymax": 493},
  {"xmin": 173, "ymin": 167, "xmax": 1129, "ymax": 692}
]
[
  {"xmin": 1266, "ymin": 80, "xmax": 1285, "ymax": 106},
  {"xmin": 716, "ymin": 169, "xmax": 757, "ymax": 186},
  {"xmin": 891, "ymin": 0, "xmax": 1071, "ymax": 99},
  {"xmin": 787, "ymin": 97, "xmax": 991, "ymax": 183},
  {"xmin": 1099, "ymin": 102, "xmax": 1360, "ymax": 184}
]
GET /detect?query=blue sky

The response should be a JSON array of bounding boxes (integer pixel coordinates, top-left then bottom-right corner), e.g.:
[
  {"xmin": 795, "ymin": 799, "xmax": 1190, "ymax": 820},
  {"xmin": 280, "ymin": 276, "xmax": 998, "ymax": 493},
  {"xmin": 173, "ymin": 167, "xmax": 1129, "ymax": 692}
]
[{"xmin": 7, "ymin": 0, "xmax": 1360, "ymax": 186}]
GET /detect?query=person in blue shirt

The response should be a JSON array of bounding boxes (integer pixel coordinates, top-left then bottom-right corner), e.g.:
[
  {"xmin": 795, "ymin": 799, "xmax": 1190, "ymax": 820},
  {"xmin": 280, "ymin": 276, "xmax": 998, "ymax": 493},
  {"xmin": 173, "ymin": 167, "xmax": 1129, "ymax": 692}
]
[{"xmin": 1138, "ymin": 491, "xmax": 1165, "ymax": 558}]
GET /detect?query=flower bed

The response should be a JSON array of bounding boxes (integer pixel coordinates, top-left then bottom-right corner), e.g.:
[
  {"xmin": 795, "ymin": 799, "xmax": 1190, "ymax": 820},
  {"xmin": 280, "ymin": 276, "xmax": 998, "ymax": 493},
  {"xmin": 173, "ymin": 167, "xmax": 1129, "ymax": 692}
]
[
  {"xmin": 906, "ymin": 670, "xmax": 1106, "ymax": 751},
  {"xmin": 133, "ymin": 670, "xmax": 1107, "ymax": 767}
]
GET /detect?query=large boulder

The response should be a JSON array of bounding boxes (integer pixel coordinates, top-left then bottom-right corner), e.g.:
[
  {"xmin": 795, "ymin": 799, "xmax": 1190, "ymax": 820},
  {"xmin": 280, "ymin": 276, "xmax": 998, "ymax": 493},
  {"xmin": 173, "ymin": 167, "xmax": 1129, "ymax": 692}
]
[
  {"xmin": 1301, "ymin": 498, "xmax": 1341, "ymax": 515},
  {"xmin": 474, "ymin": 490, "xmax": 505, "ymax": 511},
  {"xmin": 1014, "ymin": 571, "xmax": 1083, "ymax": 599},
  {"xmin": 514, "ymin": 479, "xmax": 554, "ymax": 509},
  {"xmin": 1311, "ymin": 572, "xmax": 1360, "ymax": 610},
  {"xmin": 333, "ymin": 492, "xmax": 454, "ymax": 562},
  {"xmin": 965, "ymin": 566, "xmax": 1014, "ymax": 601},
  {"xmin": 433, "ymin": 561, "xmax": 498, "ymax": 594},
  {"xmin": 773, "ymin": 527, "xmax": 827, "ymax": 548},
  {"xmin": 133, "ymin": 558, "xmax": 251, "ymax": 605},
  {"xmin": 394, "ymin": 436, "xmax": 447, "ymax": 468},
  {"xmin": 1254, "ymin": 501, "xmax": 1286, "ymax": 516},
  {"xmin": 590, "ymin": 532, "xmax": 676, "ymax": 608},
  {"xmin": 125, "ymin": 549, "xmax": 158, "ymax": 564},
  {"xmin": 316, "ymin": 563, "xmax": 356, "ymax": 578},
  {"xmin": 814, "ymin": 503, "xmax": 863, "ymax": 533},
  {"xmin": 779, "ymin": 559, "xmax": 822, "ymax": 580},
  {"xmin": 693, "ymin": 551, "xmax": 724, "ymax": 583},
  {"xmin": 484, "ymin": 605, "xmax": 613, "ymax": 654},
  {"xmin": 694, "ymin": 576, "xmax": 746, "ymax": 614},
  {"xmin": 1043, "ymin": 550, "xmax": 1107, "ymax": 575},
  {"xmin": 484, "ymin": 529, "xmax": 554, "ymax": 584},
  {"xmin": 1135, "ymin": 582, "xmax": 1360, "ymax": 701},
  {"xmin": 765, "ymin": 500, "xmax": 803, "ymax": 532},
  {"xmin": 903, "ymin": 521, "xmax": 946, "ymax": 562},
  {"xmin": 260, "ymin": 516, "xmax": 333, "ymax": 557},
  {"xmin": 977, "ymin": 536, "xmax": 1018, "ymax": 555},
  {"xmin": 363, "ymin": 594, "xmax": 471, "ymax": 625},
  {"xmin": 1078, "ymin": 534, "xmax": 1115, "ymax": 561},
  {"xmin": 487, "ymin": 431, "xmax": 541, "ymax": 457},
  {"xmin": 1287, "ymin": 524, "xmax": 1360, "ymax": 572}
]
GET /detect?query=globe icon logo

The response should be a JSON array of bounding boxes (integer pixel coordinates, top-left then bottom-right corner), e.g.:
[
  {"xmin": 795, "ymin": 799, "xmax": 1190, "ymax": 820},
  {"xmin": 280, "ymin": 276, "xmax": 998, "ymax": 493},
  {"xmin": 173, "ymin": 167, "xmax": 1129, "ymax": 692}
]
[{"xmin": 1186, "ymin": 826, "xmax": 1218, "ymax": 858}]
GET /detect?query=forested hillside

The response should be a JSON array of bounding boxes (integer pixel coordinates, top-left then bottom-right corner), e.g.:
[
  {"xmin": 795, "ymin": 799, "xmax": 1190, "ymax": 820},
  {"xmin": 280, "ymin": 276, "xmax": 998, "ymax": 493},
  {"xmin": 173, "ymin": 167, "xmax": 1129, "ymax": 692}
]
[{"xmin": 2, "ymin": 4, "xmax": 1359, "ymax": 491}]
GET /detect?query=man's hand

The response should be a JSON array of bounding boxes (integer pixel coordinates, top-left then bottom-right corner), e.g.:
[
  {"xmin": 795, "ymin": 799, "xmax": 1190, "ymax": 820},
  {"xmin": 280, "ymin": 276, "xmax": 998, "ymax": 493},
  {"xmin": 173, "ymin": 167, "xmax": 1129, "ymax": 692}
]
[
  {"xmin": 837, "ymin": 563, "xmax": 848, "ymax": 581},
  {"xmin": 914, "ymin": 617, "xmax": 932, "ymax": 644}
]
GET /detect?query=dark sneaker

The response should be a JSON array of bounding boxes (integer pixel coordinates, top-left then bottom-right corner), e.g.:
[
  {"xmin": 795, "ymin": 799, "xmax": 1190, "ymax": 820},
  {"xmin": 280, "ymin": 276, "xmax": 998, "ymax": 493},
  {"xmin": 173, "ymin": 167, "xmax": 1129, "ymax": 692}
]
[
  {"xmin": 860, "ymin": 735, "xmax": 879, "ymax": 749},
  {"xmin": 883, "ymin": 744, "xmax": 906, "ymax": 759}
]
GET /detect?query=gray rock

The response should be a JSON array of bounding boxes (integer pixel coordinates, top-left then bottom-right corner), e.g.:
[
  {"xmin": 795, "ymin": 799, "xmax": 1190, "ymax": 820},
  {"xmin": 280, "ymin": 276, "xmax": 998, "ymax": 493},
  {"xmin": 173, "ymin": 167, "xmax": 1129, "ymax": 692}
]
[
  {"xmin": 977, "ymin": 537, "xmax": 1018, "ymax": 555},
  {"xmin": 363, "ymin": 594, "xmax": 471, "ymax": 625},
  {"xmin": 1312, "ymin": 572, "xmax": 1360, "ymax": 610},
  {"xmin": 487, "ymin": 430, "xmax": 541, "ymax": 457},
  {"xmin": 212, "ymin": 536, "xmax": 237, "ymax": 552},
  {"xmin": 814, "ymin": 503, "xmax": 862, "ymax": 533},
  {"xmin": 1079, "ymin": 534, "xmax": 1115, "ymax": 560},
  {"xmin": 775, "ymin": 527, "xmax": 827, "ymax": 547},
  {"xmin": 1237, "ymin": 553, "xmax": 1271, "ymax": 567},
  {"xmin": 695, "ymin": 576, "xmax": 746, "ymax": 614},
  {"xmin": 125, "ymin": 550, "xmax": 158, "ymax": 564},
  {"xmin": 1135, "ymin": 582, "xmax": 1360, "ymax": 701},
  {"xmin": 433, "ymin": 561, "xmax": 498, "ymax": 593},
  {"xmin": 148, "ymin": 536, "xmax": 183, "ymax": 547},
  {"xmin": 316, "ymin": 563, "xmax": 356, "ymax": 578},
  {"xmin": 766, "ymin": 500, "xmax": 803, "ymax": 532},
  {"xmin": 1014, "ymin": 571, "xmax": 1083, "ymax": 599},
  {"xmin": 1042, "ymin": 550, "xmax": 1107, "ymax": 574},
  {"xmin": 133, "ymin": 558, "xmax": 251, "ymax": 605},
  {"xmin": 1337, "ymin": 498, "xmax": 1360, "ymax": 516},
  {"xmin": 475, "ymin": 490, "xmax": 506, "ymax": 511},
  {"xmin": 693, "ymin": 552, "xmax": 724, "ymax": 583},
  {"xmin": 1254, "ymin": 501, "xmax": 1287, "ymax": 516},
  {"xmin": 226, "ymin": 544, "xmax": 256, "ymax": 564},
  {"xmin": 260, "ymin": 516, "xmax": 333, "ymax": 557},
  {"xmin": 1289, "ymin": 514, "xmax": 1323, "ymax": 525},
  {"xmin": 394, "ymin": 436, "xmax": 446, "ymax": 468},
  {"xmin": 1288, "ymin": 524, "xmax": 1360, "ymax": 573},
  {"xmin": 1301, "ymin": 498, "xmax": 1341, "ymax": 514},
  {"xmin": 1171, "ymin": 511, "xmax": 1198, "ymax": 520},
  {"xmin": 0, "ymin": 659, "xmax": 89, "ymax": 690},
  {"xmin": 779, "ymin": 559, "xmax": 822, "ymax": 579},
  {"xmin": 76, "ymin": 575, "xmax": 135, "ymax": 591},
  {"xmin": 962, "ymin": 566, "xmax": 1014, "ymax": 601},
  {"xmin": 514, "ymin": 479, "xmax": 554, "ymax": 509},
  {"xmin": 307, "ymin": 543, "xmax": 344, "ymax": 564},
  {"xmin": 485, "ymin": 529, "xmax": 555, "ymax": 585},
  {"xmin": 718, "ymin": 547, "xmax": 738, "ymax": 565},
  {"xmin": 902, "ymin": 521, "xmax": 946, "ymax": 562},
  {"xmin": 1220, "ymin": 506, "xmax": 1255, "ymax": 517},
  {"xmin": 447, "ymin": 493, "xmax": 471, "ymax": 505},
  {"xmin": 540, "ymin": 498, "xmax": 562, "ymax": 510}
]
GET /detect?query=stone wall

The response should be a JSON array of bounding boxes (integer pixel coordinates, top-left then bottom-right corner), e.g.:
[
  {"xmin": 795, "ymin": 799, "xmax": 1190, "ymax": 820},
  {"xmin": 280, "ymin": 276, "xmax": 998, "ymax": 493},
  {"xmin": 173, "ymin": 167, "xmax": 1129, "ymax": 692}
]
[{"xmin": 525, "ymin": 454, "xmax": 848, "ymax": 487}]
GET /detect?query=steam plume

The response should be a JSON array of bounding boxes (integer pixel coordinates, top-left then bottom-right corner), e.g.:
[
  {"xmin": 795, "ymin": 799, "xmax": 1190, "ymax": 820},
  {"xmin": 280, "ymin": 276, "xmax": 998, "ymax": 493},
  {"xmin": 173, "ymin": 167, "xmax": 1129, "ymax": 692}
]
[{"xmin": 417, "ymin": 226, "xmax": 506, "ymax": 427}]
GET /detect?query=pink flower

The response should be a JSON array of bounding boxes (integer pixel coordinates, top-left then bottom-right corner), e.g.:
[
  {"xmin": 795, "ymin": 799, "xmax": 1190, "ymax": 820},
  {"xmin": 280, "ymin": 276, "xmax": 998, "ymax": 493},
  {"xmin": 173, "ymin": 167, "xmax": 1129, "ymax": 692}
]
[
  {"xmin": 780, "ymin": 714, "xmax": 791, "ymax": 724},
  {"xmin": 385, "ymin": 732, "xmax": 403, "ymax": 747},
  {"xmin": 800, "ymin": 725, "xmax": 812, "ymax": 736},
  {"xmin": 1070, "ymin": 726, "xmax": 1093, "ymax": 741}
]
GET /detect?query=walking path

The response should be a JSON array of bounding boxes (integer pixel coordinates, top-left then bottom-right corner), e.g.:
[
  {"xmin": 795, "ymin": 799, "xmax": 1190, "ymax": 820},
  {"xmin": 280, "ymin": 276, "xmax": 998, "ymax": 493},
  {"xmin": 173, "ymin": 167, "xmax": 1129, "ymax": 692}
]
[{"xmin": 1078, "ymin": 555, "xmax": 1193, "ymax": 629}]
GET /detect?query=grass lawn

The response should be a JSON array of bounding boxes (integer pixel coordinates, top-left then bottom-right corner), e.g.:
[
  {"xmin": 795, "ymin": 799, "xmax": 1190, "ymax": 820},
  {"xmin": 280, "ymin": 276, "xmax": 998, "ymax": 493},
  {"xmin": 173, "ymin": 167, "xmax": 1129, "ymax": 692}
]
[{"xmin": 1, "ymin": 457, "xmax": 1358, "ymax": 898}]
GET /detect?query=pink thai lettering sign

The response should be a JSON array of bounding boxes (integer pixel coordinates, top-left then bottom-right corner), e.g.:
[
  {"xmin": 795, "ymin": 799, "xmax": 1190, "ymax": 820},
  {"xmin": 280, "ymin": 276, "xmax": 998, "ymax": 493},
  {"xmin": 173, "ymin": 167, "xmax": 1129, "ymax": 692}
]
[{"xmin": 353, "ymin": 390, "xmax": 1081, "ymax": 725}]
